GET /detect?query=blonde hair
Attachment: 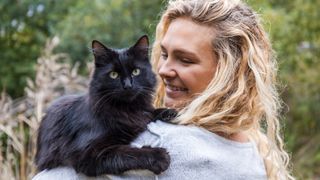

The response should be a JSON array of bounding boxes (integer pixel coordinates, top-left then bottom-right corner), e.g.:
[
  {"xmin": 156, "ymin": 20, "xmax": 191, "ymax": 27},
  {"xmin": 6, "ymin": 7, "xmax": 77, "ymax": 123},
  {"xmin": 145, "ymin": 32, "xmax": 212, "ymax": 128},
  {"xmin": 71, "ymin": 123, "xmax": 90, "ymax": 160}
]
[{"xmin": 152, "ymin": 0, "xmax": 293, "ymax": 179}]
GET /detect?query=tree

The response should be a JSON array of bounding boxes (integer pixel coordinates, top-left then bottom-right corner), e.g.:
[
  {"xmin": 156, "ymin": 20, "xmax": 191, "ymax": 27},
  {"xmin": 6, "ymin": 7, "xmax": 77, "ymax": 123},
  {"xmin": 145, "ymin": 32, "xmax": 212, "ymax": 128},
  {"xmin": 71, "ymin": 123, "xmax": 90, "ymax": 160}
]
[
  {"xmin": 249, "ymin": 0, "xmax": 320, "ymax": 178},
  {"xmin": 0, "ymin": 0, "xmax": 76, "ymax": 97}
]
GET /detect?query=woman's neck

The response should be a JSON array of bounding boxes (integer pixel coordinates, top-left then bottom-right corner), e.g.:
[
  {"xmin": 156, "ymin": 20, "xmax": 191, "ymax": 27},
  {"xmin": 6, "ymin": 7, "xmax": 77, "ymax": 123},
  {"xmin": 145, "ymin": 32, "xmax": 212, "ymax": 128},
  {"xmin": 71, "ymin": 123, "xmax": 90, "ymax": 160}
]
[{"xmin": 217, "ymin": 131, "xmax": 249, "ymax": 143}]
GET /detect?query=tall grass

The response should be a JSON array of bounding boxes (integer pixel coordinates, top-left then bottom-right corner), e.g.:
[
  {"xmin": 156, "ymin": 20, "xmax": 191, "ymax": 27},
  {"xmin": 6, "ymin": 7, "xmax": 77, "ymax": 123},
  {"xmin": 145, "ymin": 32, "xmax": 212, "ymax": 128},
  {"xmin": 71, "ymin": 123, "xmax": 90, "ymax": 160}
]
[{"xmin": 0, "ymin": 37, "xmax": 89, "ymax": 180}]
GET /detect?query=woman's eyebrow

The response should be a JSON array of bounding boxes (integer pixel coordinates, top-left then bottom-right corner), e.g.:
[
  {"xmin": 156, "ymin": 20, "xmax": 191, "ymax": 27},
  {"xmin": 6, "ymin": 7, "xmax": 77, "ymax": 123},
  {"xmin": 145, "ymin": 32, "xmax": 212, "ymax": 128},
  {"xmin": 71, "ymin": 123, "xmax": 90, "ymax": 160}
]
[
  {"xmin": 160, "ymin": 44, "xmax": 199, "ymax": 59},
  {"xmin": 173, "ymin": 50, "xmax": 199, "ymax": 59},
  {"xmin": 160, "ymin": 44, "xmax": 167, "ymax": 52}
]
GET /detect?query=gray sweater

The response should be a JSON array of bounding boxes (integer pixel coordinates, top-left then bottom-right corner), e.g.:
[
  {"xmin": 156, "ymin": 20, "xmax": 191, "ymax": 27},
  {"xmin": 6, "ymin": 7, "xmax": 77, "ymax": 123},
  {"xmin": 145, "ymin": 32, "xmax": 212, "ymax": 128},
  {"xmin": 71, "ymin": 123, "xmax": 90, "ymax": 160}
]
[{"xmin": 33, "ymin": 121, "xmax": 267, "ymax": 180}]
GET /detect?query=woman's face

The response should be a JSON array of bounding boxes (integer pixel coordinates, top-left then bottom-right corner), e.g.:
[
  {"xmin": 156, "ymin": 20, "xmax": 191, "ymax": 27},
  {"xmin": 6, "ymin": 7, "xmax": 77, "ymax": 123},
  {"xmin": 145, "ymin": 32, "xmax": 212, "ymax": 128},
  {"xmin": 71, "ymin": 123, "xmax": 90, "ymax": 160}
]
[{"xmin": 158, "ymin": 17, "xmax": 217, "ymax": 108}]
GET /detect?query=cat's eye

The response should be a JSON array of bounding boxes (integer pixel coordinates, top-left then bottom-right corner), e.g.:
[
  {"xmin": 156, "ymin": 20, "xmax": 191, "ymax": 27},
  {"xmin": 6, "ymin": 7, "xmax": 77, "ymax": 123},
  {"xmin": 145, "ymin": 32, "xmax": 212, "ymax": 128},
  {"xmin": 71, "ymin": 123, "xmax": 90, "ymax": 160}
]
[
  {"xmin": 132, "ymin": 68, "xmax": 140, "ymax": 76},
  {"xmin": 109, "ymin": 71, "xmax": 119, "ymax": 79}
]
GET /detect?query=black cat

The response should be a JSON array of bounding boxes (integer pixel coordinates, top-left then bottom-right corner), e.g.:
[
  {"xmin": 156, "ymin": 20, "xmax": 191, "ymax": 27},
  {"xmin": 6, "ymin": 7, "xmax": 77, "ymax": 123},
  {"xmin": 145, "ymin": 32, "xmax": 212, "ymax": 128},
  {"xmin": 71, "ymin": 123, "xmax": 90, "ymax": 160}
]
[{"xmin": 35, "ymin": 35, "xmax": 175, "ymax": 177}]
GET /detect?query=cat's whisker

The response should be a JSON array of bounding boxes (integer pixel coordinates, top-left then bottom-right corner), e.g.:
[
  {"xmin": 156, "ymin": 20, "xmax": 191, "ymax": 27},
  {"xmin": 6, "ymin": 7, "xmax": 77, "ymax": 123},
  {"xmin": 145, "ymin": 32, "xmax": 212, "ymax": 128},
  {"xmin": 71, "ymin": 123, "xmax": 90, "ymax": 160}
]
[
  {"xmin": 93, "ymin": 93, "xmax": 110, "ymax": 109},
  {"xmin": 137, "ymin": 90, "xmax": 156, "ymax": 99},
  {"xmin": 93, "ymin": 93, "xmax": 117, "ymax": 114},
  {"xmin": 92, "ymin": 91, "xmax": 118, "ymax": 114}
]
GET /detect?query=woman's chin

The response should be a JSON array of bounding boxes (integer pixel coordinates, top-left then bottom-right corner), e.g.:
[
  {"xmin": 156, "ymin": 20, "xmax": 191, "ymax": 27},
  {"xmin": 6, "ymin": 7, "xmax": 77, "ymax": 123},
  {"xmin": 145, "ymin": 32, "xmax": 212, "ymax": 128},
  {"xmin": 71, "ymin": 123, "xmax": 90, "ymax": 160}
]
[{"xmin": 164, "ymin": 96, "xmax": 186, "ymax": 109}]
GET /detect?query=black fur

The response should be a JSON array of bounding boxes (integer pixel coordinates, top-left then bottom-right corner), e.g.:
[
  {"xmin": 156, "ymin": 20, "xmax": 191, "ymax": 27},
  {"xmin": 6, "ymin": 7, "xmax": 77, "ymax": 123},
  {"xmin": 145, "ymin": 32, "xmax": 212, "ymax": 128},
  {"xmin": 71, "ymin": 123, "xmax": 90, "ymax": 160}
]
[{"xmin": 35, "ymin": 35, "xmax": 175, "ymax": 176}]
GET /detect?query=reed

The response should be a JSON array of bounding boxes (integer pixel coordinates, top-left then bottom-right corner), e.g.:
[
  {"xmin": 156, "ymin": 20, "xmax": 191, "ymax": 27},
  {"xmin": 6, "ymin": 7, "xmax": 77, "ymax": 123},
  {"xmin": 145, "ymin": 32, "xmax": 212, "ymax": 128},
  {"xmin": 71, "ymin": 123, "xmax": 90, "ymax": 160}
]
[{"xmin": 0, "ymin": 37, "xmax": 89, "ymax": 180}]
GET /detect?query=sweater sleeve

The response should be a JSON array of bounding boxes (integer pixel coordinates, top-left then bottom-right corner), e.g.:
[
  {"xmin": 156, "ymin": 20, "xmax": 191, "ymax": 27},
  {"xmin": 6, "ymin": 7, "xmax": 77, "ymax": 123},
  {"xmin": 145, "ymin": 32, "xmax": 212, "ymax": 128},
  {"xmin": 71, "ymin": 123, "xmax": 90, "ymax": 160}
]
[{"xmin": 114, "ymin": 121, "xmax": 267, "ymax": 180}]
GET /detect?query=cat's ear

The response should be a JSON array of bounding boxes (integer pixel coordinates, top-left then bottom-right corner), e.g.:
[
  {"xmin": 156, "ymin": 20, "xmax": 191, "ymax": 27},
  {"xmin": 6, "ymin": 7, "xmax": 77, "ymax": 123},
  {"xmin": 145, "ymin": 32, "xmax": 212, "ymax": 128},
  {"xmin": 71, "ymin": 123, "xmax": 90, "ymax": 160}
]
[
  {"xmin": 92, "ymin": 40, "xmax": 111, "ymax": 57},
  {"xmin": 131, "ymin": 35, "xmax": 149, "ymax": 58},
  {"xmin": 92, "ymin": 40, "xmax": 114, "ymax": 66}
]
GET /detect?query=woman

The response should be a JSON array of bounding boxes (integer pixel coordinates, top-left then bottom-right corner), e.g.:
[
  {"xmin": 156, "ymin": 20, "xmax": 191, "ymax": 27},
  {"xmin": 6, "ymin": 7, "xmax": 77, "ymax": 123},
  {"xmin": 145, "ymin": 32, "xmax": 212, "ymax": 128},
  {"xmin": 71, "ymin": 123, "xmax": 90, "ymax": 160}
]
[{"xmin": 33, "ymin": 0, "xmax": 293, "ymax": 179}]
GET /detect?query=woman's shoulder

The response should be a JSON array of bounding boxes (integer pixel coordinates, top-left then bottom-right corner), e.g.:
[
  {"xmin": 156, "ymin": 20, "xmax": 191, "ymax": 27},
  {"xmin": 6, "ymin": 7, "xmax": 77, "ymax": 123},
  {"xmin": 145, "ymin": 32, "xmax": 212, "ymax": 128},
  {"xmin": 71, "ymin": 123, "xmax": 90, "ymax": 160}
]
[
  {"xmin": 134, "ymin": 120, "xmax": 254, "ymax": 149},
  {"xmin": 133, "ymin": 120, "xmax": 267, "ymax": 180}
]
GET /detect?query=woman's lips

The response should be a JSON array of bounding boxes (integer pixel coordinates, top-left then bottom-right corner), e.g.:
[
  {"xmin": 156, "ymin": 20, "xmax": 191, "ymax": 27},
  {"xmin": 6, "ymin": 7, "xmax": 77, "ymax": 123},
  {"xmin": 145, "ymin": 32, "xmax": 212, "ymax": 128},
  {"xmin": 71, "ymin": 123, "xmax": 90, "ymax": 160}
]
[{"xmin": 165, "ymin": 84, "xmax": 188, "ymax": 98}]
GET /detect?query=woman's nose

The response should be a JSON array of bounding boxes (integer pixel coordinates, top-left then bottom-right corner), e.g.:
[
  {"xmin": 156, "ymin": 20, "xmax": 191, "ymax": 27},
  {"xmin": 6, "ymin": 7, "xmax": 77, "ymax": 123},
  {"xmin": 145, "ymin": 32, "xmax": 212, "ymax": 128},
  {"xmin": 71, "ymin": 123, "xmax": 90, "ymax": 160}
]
[{"xmin": 158, "ymin": 58, "xmax": 176, "ymax": 78}]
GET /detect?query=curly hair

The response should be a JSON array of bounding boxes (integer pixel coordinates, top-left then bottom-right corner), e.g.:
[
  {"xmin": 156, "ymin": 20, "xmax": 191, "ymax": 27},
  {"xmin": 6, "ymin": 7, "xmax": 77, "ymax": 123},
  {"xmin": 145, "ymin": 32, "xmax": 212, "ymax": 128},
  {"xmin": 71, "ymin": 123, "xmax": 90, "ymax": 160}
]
[{"xmin": 151, "ymin": 0, "xmax": 294, "ymax": 179}]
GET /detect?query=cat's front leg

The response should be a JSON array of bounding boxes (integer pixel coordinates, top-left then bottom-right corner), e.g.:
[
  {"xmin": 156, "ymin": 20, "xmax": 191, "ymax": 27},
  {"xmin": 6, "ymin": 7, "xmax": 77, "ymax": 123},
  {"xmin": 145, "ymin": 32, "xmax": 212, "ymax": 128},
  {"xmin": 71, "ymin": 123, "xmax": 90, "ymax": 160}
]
[
  {"xmin": 153, "ymin": 108, "xmax": 177, "ymax": 123},
  {"xmin": 75, "ymin": 145, "xmax": 170, "ymax": 176},
  {"xmin": 139, "ymin": 146, "xmax": 171, "ymax": 174}
]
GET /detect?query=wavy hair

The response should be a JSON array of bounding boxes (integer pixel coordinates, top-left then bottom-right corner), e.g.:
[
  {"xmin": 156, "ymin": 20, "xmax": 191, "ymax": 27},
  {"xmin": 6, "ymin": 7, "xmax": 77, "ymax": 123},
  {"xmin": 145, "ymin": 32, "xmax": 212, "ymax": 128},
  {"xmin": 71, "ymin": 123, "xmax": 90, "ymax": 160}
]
[{"xmin": 151, "ymin": 0, "xmax": 293, "ymax": 179}]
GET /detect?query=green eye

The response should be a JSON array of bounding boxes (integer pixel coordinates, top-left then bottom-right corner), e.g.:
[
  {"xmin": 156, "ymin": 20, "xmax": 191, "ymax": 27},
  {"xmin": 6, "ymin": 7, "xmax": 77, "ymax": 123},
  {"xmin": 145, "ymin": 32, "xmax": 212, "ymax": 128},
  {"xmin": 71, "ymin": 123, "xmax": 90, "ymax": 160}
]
[
  {"xmin": 109, "ymin": 71, "xmax": 119, "ymax": 79},
  {"xmin": 132, "ymin": 68, "xmax": 140, "ymax": 76}
]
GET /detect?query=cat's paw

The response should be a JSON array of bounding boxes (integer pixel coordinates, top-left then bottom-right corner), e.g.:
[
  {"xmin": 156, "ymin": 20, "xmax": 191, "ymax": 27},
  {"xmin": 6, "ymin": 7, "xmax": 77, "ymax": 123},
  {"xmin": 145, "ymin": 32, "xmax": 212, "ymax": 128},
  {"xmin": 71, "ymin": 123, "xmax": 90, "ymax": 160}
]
[
  {"xmin": 142, "ymin": 146, "xmax": 170, "ymax": 174},
  {"xmin": 153, "ymin": 108, "xmax": 177, "ymax": 123}
]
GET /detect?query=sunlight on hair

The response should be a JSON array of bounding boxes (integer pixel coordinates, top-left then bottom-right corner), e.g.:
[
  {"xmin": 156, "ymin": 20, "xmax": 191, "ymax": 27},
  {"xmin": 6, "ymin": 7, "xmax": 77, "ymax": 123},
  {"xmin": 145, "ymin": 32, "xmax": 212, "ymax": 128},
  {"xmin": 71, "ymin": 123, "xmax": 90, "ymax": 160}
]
[{"xmin": 152, "ymin": 0, "xmax": 294, "ymax": 179}]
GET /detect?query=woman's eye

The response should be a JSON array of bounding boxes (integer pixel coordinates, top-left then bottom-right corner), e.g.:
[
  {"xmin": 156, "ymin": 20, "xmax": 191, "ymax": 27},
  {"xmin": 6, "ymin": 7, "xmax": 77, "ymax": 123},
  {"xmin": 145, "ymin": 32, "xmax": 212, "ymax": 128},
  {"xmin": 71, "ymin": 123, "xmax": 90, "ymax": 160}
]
[
  {"xmin": 132, "ymin": 68, "xmax": 141, "ymax": 76},
  {"xmin": 180, "ymin": 58, "xmax": 193, "ymax": 64},
  {"xmin": 109, "ymin": 71, "xmax": 119, "ymax": 79},
  {"xmin": 160, "ymin": 52, "xmax": 168, "ymax": 60}
]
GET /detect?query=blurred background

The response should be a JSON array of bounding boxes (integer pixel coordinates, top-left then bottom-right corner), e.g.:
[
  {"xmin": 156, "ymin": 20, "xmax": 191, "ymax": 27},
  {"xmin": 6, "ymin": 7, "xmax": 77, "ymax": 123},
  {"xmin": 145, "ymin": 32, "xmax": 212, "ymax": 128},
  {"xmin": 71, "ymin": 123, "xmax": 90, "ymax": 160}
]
[{"xmin": 0, "ymin": 0, "xmax": 319, "ymax": 179}]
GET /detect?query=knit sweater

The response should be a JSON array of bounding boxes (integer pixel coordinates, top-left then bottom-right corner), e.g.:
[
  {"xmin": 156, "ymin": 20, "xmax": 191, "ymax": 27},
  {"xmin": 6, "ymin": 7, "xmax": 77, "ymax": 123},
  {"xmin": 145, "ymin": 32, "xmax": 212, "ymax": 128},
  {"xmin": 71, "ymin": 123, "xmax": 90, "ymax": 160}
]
[{"xmin": 33, "ymin": 121, "xmax": 267, "ymax": 180}]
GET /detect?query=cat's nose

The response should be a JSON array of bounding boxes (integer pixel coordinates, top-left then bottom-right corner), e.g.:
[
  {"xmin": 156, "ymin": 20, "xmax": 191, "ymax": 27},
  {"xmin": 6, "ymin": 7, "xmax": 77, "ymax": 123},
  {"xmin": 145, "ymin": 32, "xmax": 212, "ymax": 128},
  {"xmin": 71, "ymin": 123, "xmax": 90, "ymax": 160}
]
[{"xmin": 123, "ymin": 78, "xmax": 132, "ymax": 89}]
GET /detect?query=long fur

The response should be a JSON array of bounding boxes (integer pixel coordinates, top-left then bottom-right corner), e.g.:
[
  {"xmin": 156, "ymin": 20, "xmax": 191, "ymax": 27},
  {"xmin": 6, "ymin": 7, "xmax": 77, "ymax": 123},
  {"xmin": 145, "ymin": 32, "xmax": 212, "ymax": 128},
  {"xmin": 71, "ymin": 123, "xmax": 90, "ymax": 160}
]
[{"xmin": 35, "ymin": 35, "xmax": 173, "ymax": 176}]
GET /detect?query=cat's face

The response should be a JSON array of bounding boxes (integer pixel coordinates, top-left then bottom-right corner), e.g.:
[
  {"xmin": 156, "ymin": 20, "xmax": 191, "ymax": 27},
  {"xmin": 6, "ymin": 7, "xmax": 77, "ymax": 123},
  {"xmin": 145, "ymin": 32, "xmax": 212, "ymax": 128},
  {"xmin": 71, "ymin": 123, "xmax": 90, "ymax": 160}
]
[{"xmin": 90, "ymin": 35, "xmax": 156, "ymax": 103}]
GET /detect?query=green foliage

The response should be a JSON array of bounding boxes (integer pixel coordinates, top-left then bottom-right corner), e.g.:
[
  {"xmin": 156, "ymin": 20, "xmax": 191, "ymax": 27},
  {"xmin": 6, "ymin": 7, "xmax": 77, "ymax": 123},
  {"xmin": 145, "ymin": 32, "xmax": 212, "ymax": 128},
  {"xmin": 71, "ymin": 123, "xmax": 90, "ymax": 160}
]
[
  {"xmin": 249, "ymin": 0, "xmax": 320, "ymax": 178},
  {"xmin": 54, "ymin": 0, "xmax": 163, "ymax": 64},
  {"xmin": 0, "ymin": 0, "xmax": 76, "ymax": 97},
  {"xmin": 0, "ymin": 0, "xmax": 163, "ymax": 97}
]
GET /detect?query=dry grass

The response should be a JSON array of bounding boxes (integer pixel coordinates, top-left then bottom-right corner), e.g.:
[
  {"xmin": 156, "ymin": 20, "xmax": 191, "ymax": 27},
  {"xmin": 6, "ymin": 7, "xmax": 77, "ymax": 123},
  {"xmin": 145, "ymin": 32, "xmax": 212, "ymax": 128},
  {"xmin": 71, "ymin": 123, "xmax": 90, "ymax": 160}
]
[{"xmin": 0, "ymin": 37, "xmax": 89, "ymax": 180}]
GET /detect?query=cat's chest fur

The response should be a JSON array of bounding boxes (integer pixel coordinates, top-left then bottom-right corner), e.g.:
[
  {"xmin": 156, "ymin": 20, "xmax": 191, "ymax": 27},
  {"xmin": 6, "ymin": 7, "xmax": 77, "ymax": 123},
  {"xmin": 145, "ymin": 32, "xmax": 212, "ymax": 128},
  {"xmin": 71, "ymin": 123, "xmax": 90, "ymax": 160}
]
[{"xmin": 68, "ymin": 98, "xmax": 152, "ymax": 146}]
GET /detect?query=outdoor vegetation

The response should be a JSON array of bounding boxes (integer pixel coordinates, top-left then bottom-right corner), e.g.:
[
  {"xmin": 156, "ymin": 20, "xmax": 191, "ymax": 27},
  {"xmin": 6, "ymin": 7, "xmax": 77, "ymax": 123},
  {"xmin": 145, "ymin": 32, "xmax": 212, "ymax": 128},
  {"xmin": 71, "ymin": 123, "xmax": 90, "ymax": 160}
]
[{"xmin": 0, "ymin": 0, "xmax": 319, "ymax": 179}]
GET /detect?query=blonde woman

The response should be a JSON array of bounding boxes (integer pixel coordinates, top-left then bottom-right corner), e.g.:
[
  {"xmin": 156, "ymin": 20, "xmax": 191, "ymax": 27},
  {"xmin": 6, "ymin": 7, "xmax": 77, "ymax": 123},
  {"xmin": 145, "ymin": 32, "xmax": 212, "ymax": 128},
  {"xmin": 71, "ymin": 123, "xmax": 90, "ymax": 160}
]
[{"xmin": 33, "ymin": 0, "xmax": 293, "ymax": 179}]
